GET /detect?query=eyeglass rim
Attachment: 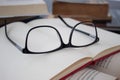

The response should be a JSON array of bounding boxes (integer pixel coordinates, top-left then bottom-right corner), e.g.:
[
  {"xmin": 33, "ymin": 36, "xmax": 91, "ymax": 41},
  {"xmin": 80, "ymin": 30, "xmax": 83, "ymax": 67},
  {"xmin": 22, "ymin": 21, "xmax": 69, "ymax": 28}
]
[
  {"xmin": 4, "ymin": 16, "xmax": 99, "ymax": 54},
  {"xmin": 23, "ymin": 23, "xmax": 99, "ymax": 54}
]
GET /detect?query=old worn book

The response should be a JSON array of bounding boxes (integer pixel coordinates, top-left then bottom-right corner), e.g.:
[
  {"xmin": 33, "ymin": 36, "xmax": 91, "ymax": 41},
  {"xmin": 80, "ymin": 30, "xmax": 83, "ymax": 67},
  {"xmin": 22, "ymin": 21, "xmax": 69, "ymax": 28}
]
[
  {"xmin": 55, "ymin": 0, "xmax": 108, "ymax": 4},
  {"xmin": 0, "ymin": 17, "xmax": 120, "ymax": 80},
  {"xmin": 0, "ymin": 0, "xmax": 48, "ymax": 18},
  {"xmin": 53, "ymin": 0, "xmax": 109, "ymax": 22}
]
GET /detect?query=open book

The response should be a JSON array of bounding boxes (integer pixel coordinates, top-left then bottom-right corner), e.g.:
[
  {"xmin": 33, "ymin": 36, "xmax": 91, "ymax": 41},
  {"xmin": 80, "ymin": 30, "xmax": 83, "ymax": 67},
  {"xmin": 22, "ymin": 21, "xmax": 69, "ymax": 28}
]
[
  {"xmin": 0, "ymin": 0, "xmax": 48, "ymax": 18},
  {"xmin": 65, "ymin": 67, "xmax": 117, "ymax": 80},
  {"xmin": 90, "ymin": 51, "xmax": 120, "ymax": 80},
  {"xmin": 0, "ymin": 18, "xmax": 120, "ymax": 80}
]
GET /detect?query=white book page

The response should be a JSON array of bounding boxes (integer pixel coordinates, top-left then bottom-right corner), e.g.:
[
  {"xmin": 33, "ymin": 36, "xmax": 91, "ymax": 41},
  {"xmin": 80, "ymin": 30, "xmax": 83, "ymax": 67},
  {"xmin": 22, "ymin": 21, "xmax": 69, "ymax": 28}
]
[
  {"xmin": 0, "ymin": 18, "xmax": 119, "ymax": 80},
  {"xmin": 90, "ymin": 52, "xmax": 120, "ymax": 80},
  {"xmin": 26, "ymin": 18, "xmax": 120, "ymax": 58},
  {"xmin": 66, "ymin": 68, "xmax": 117, "ymax": 80},
  {"xmin": 0, "ymin": 22, "xmax": 91, "ymax": 80},
  {"xmin": 0, "ymin": 0, "xmax": 45, "ymax": 6}
]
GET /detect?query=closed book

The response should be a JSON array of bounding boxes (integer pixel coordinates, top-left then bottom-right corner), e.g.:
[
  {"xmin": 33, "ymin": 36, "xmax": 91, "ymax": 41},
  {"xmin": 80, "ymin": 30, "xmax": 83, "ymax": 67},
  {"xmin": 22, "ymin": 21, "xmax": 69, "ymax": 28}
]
[{"xmin": 0, "ymin": 0, "xmax": 48, "ymax": 18}]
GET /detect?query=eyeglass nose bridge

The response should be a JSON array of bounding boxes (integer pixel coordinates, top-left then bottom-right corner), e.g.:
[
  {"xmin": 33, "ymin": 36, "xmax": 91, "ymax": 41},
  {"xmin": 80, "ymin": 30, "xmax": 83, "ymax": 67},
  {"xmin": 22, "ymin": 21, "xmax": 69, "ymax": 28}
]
[{"xmin": 61, "ymin": 42, "xmax": 72, "ymax": 48}]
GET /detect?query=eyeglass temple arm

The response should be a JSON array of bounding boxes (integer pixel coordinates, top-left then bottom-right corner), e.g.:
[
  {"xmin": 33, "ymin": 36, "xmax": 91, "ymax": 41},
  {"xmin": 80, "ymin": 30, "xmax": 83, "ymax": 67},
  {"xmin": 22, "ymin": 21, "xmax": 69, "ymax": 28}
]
[
  {"xmin": 58, "ymin": 16, "xmax": 98, "ymax": 39},
  {"xmin": 74, "ymin": 22, "xmax": 98, "ymax": 39},
  {"xmin": 4, "ymin": 20, "xmax": 23, "ymax": 52}
]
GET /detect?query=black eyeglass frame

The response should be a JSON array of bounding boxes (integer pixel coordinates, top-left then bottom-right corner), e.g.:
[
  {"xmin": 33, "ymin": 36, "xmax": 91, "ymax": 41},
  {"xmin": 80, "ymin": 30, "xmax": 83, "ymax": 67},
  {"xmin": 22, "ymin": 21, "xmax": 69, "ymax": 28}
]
[{"xmin": 5, "ymin": 16, "xmax": 99, "ymax": 54}]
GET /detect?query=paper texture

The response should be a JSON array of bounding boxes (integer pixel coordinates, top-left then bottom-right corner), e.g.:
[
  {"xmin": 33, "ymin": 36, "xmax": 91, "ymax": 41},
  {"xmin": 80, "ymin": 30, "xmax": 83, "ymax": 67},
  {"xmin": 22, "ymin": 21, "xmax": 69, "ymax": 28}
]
[
  {"xmin": 66, "ymin": 68, "xmax": 117, "ymax": 80},
  {"xmin": 0, "ymin": 21, "xmax": 90, "ymax": 80},
  {"xmin": 26, "ymin": 18, "xmax": 120, "ymax": 58},
  {"xmin": 90, "ymin": 52, "xmax": 120, "ymax": 80}
]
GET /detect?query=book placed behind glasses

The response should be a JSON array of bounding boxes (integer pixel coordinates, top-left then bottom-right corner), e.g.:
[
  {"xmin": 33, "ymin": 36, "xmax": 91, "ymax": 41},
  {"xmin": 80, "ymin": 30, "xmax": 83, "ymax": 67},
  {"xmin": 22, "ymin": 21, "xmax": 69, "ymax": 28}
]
[
  {"xmin": 0, "ymin": 0, "xmax": 48, "ymax": 17},
  {"xmin": 0, "ymin": 18, "xmax": 120, "ymax": 80}
]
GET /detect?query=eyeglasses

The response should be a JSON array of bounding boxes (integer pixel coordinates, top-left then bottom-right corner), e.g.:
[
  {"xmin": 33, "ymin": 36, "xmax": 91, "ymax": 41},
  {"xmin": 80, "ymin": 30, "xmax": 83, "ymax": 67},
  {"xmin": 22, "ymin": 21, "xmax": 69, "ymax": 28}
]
[{"xmin": 5, "ymin": 16, "xmax": 99, "ymax": 54}]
